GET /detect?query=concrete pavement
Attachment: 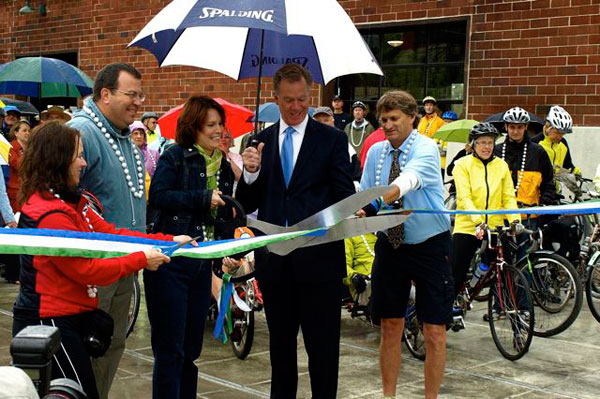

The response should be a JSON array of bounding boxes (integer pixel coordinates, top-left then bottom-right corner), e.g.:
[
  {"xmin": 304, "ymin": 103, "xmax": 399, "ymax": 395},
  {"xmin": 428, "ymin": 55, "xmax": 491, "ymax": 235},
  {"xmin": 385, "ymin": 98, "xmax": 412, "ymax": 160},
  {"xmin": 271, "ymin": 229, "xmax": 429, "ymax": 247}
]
[{"xmin": 1, "ymin": 279, "xmax": 599, "ymax": 398}]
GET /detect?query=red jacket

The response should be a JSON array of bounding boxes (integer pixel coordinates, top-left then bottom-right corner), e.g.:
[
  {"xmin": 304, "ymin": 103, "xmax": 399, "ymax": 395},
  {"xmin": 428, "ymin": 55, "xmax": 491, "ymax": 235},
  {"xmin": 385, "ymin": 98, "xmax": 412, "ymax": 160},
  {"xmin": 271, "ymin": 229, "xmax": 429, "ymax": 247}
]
[
  {"xmin": 7, "ymin": 139, "xmax": 23, "ymax": 212},
  {"xmin": 359, "ymin": 128, "xmax": 386, "ymax": 170},
  {"xmin": 16, "ymin": 191, "xmax": 172, "ymax": 318}
]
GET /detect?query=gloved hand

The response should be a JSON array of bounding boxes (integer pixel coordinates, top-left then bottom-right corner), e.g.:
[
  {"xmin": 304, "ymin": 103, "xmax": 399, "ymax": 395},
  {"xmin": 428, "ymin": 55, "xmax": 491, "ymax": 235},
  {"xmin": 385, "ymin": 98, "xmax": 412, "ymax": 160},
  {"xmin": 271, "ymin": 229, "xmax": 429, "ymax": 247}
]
[{"xmin": 351, "ymin": 273, "xmax": 368, "ymax": 294}]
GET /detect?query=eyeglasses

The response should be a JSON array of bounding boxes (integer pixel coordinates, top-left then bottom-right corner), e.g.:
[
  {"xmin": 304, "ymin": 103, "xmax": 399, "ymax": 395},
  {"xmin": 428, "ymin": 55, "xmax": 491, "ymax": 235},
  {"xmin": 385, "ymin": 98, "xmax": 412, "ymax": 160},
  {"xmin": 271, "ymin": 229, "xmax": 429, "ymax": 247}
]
[
  {"xmin": 475, "ymin": 141, "xmax": 495, "ymax": 148},
  {"xmin": 112, "ymin": 89, "xmax": 146, "ymax": 102}
]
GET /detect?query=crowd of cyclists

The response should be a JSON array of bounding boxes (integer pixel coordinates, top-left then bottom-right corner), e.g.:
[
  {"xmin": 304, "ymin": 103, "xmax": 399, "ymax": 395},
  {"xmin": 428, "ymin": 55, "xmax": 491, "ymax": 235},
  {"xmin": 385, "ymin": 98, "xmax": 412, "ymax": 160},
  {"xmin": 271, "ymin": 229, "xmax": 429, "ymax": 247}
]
[{"xmin": 342, "ymin": 99, "xmax": 600, "ymax": 347}]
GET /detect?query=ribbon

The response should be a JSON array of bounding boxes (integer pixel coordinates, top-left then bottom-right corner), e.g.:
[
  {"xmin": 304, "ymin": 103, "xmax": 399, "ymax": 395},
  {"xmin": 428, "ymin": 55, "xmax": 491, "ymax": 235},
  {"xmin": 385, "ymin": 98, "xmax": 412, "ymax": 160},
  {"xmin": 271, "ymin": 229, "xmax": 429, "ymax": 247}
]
[
  {"xmin": 0, "ymin": 228, "xmax": 325, "ymax": 259},
  {"xmin": 381, "ymin": 200, "xmax": 600, "ymax": 216},
  {"xmin": 214, "ymin": 273, "xmax": 234, "ymax": 344}
]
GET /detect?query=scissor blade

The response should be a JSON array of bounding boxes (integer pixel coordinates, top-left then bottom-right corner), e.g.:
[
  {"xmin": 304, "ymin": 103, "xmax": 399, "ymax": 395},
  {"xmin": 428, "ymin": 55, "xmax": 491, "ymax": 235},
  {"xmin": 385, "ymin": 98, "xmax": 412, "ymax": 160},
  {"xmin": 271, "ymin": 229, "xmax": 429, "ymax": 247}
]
[
  {"xmin": 247, "ymin": 185, "xmax": 395, "ymax": 235},
  {"xmin": 266, "ymin": 214, "xmax": 410, "ymax": 256}
]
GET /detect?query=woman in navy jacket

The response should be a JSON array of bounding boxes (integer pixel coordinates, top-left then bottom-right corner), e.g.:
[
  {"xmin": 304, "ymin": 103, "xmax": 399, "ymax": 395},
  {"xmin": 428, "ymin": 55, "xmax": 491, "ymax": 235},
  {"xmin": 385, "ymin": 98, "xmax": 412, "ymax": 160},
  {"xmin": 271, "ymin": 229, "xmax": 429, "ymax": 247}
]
[{"xmin": 146, "ymin": 95, "xmax": 235, "ymax": 398}]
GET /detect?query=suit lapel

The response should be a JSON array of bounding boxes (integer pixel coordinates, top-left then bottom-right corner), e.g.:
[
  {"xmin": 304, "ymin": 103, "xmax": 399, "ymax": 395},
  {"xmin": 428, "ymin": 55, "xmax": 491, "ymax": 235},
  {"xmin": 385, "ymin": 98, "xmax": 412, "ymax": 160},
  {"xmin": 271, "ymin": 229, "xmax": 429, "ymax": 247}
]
[{"xmin": 265, "ymin": 122, "xmax": 286, "ymax": 188}]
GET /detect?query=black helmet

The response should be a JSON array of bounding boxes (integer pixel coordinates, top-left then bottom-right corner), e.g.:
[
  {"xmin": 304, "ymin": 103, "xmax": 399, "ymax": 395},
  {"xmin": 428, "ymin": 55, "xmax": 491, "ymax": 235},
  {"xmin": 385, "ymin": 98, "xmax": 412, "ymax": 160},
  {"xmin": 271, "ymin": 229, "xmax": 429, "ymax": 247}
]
[
  {"xmin": 351, "ymin": 101, "xmax": 366, "ymax": 110},
  {"xmin": 469, "ymin": 122, "xmax": 500, "ymax": 143}
]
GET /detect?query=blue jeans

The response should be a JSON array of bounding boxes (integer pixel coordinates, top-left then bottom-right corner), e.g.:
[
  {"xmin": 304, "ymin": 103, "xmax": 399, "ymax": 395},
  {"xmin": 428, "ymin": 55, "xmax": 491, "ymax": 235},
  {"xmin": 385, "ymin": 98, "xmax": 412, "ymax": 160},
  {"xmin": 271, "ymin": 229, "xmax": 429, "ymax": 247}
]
[{"xmin": 144, "ymin": 258, "xmax": 212, "ymax": 399}]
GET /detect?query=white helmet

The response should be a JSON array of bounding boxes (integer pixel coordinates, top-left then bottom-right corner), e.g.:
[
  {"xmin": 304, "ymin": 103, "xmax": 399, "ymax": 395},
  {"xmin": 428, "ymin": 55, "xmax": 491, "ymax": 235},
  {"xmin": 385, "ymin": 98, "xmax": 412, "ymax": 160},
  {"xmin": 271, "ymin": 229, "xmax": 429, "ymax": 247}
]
[
  {"xmin": 546, "ymin": 105, "xmax": 573, "ymax": 134},
  {"xmin": 503, "ymin": 107, "xmax": 530, "ymax": 124}
]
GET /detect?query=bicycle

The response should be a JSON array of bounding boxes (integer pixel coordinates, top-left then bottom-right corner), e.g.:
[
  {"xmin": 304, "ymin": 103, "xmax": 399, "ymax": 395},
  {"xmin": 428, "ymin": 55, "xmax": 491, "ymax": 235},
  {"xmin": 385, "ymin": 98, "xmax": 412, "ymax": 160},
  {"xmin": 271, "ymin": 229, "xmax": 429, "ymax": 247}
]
[
  {"xmin": 407, "ymin": 223, "xmax": 535, "ymax": 361},
  {"xmin": 126, "ymin": 272, "xmax": 141, "ymax": 338},
  {"xmin": 346, "ymin": 277, "xmax": 425, "ymax": 359},
  {"xmin": 516, "ymin": 230, "xmax": 583, "ymax": 337},
  {"xmin": 576, "ymin": 218, "xmax": 600, "ymax": 323}
]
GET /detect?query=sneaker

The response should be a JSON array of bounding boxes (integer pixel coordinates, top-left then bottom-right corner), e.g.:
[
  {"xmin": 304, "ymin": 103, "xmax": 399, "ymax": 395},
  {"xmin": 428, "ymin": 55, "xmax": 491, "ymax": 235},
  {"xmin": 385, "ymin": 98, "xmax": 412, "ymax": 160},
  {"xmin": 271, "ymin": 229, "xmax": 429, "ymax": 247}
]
[
  {"xmin": 483, "ymin": 309, "xmax": 500, "ymax": 322},
  {"xmin": 452, "ymin": 306, "xmax": 464, "ymax": 317}
]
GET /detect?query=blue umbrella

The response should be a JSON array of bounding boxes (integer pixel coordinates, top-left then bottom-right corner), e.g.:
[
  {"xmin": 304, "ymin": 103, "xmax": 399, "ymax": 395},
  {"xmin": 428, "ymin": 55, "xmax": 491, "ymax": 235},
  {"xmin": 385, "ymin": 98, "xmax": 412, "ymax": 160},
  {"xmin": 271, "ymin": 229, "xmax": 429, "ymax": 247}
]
[
  {"xmin": 249, "ymin": 102, "xmax": 279, "ymax": 123},
  {"xmin": 129, "ymin": 0, "xmax": 383, "ymax": 134},
  {"xmin": 0, "ymin": 57, "xmax": 93, "ymax": 98}
]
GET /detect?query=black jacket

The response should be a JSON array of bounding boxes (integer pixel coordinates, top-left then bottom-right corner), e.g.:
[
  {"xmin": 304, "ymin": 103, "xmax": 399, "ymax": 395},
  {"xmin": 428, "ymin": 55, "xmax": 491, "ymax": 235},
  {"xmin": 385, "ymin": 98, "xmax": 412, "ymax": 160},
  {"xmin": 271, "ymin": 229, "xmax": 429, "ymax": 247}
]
[
  {"xmin": 236, "ymin": 118, "xmax": 355, "ymax": 283},
  {"xmin": 149, "ymin": 145, "xmax": 235, "ymax": 240},
  {"xmin": 494, "ymin": 136, "xmax": 556, "ymax": 206}
]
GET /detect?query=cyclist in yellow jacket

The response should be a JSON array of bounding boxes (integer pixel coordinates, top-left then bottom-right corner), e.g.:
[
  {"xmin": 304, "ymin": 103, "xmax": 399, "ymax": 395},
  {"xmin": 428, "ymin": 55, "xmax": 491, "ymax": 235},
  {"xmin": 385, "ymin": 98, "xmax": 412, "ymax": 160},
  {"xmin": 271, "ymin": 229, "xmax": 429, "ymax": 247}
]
[
  {"xmin": 418, "ymin": 96, "xmax": 446, "ymax": 176},
  {"xmin": 531, "ymin": 105, "xmax": 580, "ymax": 177},
  {"xmin": 451, "ymin": 122, "xmax": 520, "ymax": 297}
]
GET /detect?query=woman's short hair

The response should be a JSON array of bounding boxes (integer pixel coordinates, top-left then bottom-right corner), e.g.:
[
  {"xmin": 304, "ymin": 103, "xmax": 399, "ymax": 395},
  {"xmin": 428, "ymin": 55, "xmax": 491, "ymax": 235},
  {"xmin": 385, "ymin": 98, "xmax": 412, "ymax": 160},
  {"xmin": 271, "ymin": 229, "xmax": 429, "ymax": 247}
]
[
  {"xmin": 176, "ymin": 95, "xmax": 226, "ymax": 148},
  {"xmin": 19, "ymin": 121, "xmax": 81, "ymax": 205},
  {"xmin": 376, "ymin": 90, "xmax": 418, "ymax": 119},
  {"xmin": 9, "ymin": 120, "xmax": 30, "ymax": 141}
]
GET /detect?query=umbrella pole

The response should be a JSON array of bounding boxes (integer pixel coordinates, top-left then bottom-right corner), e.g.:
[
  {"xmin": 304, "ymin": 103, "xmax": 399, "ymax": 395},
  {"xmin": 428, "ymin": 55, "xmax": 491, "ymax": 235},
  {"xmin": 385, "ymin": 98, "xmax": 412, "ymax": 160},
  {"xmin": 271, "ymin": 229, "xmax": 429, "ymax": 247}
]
[{"xmin": 251, "ymin": 29, "xmax": 265, "ymax": 147}]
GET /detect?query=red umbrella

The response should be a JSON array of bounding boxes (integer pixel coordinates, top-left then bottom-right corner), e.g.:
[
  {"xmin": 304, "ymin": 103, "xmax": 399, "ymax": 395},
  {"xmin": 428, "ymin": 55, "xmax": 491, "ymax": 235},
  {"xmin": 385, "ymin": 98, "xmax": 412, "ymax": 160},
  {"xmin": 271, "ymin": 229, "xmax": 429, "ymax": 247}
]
[{"xmin": 157, "ymin": 98, "xmax": 254, "ymax": 140}]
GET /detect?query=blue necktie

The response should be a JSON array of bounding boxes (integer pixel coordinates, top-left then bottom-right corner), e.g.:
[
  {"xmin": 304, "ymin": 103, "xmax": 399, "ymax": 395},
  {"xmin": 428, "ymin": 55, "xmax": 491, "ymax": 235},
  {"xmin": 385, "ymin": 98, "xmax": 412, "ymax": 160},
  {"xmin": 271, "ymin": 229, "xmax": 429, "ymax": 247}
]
[{"xmin": 281, "ymin": 126, "xmax": 295, "ymax": 187}]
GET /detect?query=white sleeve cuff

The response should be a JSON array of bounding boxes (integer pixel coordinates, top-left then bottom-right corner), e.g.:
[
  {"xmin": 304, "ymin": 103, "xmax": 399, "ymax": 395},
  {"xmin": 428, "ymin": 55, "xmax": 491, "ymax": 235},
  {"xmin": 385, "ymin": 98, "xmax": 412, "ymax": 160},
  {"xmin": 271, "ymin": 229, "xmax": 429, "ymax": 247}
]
[
  {"xmin": 391, "ymin": 171, "xmax": 420, "ymax": 198},
  {"xmin": 243, "ymin": 168, "xmax": 260, "ymax": 185}
]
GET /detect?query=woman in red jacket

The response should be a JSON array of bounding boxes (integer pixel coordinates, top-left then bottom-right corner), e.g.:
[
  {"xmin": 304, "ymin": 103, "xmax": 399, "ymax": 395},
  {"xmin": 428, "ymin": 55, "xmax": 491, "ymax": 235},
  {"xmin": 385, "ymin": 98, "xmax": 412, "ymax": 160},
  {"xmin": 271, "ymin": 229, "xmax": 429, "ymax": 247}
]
[{"xmin": 12, "ymin": 122, "xmax": 193, "ymax": 399}]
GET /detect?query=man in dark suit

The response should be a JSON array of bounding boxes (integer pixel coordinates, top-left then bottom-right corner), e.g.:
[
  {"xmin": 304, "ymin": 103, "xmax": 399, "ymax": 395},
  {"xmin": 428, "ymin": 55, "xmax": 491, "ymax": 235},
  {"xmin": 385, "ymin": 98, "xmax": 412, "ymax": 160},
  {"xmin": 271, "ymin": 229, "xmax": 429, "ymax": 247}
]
[{"xmin": 237, "ymin": 64, "xmax": 355, "ymax": 398}]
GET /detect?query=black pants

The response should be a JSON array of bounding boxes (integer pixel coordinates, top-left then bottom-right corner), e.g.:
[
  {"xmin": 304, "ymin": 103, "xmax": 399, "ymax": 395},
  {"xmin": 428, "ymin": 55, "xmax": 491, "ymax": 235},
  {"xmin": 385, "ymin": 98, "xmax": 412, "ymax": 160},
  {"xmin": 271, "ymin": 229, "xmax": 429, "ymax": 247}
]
[
  {"xmin": 451, "ymin": 233, "xmax": 482, "ymax": 297},
  {"xmin": 1, "ymin": 254, "xmax": 21, "ymax": 282},
  {"xmin": 12, "ymin": 311, "xmax": 100, "ymax": 399},
  {"xmin": 144, "ymin": 258, "xmax": 212, "ymax": 399},
  {"xmin": 259, "ymin": 278, "xmax": 342, "ymax": 399}
]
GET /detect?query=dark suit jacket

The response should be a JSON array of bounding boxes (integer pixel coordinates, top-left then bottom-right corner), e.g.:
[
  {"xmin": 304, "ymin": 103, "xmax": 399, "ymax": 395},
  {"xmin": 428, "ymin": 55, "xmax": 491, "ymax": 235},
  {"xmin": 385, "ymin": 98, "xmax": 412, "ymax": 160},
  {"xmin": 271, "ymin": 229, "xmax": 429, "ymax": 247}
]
[{"xmin": 236, "ymin": 118, "xmax": 355, "ymax": 283}]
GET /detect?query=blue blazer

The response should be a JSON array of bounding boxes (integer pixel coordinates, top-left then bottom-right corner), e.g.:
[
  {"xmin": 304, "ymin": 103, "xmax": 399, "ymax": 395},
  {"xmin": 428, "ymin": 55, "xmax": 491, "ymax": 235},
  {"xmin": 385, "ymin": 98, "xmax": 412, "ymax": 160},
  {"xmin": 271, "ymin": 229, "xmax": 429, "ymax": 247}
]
[{"xmin": 236, "ymin": 118, "xmax": 355, "ymax": 283}]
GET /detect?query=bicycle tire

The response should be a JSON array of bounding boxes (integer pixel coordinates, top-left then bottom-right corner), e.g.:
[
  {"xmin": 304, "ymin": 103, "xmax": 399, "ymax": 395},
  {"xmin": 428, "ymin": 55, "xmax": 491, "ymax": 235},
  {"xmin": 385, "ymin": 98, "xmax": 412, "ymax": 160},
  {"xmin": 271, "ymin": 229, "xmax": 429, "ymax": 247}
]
[
  {"xmin": 488, "ymin": 264, "xmax": 534, "ymax": 361},
  {"xmin": 126, "ymin": 274, "xmax": 141, "ymax": 338},
  {"xmin": 519, "ymin": 252, "xmax": 582, "ymax": 337},
  {"xmin": 586, "ymin": 262, "xmax": 600, "ymax": 323},
  {"xmin": 403, "ymin": 303, "xmax": 426, "ymax": 361},
  {"xmin": 230, "ymin": 286, "xmax": 255, "ymax": 360}
]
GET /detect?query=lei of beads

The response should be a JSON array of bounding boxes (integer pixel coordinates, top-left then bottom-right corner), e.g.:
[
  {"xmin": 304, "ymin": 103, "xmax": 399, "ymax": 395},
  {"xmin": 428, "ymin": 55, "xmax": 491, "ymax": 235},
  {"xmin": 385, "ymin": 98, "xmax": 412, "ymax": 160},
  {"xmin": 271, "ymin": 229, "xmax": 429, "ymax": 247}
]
[
  {"xmin": 49, "ymin": 188, "xmax": 98, "ymax": 299},
  {"xmin": 374, "ymin": 131, "xmax": 417, "ymax": 187},
  {"xmin": 501, "ymin": 141, "xmax": 527, "ymax": 195},
  {"xmin": 360, "ymin": 234, "xmax": 375, "ymax": 258},
  {"xmin": 82, "ymin": 106, "xmax": 145, "ymax": 199},
  {"xmin": 349, "ymin": 123, "xmax": 368, "ymax": 148}
]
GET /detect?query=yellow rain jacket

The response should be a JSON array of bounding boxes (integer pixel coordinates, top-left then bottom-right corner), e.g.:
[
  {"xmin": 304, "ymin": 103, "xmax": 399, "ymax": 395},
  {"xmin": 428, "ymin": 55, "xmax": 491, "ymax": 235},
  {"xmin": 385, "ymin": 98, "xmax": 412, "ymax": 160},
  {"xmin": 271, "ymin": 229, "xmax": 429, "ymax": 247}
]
[
  {"xmin": 344, "ymin": 234, "xmax": 377, "ymax": 299},
  {"xmin": 453, "ymin": 155, "xmax": 520, "ymax": 236},
  {"xmin": 418, "ymin": 114, "xmax": 446, "ymax": 168},
  {"xmin": 531, "ymin": 131, "xmax": 580, "ymax": 175}
]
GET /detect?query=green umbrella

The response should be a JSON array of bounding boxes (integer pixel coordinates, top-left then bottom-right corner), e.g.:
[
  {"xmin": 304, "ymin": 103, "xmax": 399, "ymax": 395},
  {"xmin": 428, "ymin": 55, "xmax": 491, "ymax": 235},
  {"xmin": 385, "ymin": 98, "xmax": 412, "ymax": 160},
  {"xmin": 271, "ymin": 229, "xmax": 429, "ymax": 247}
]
[
  {"xmin": 433, "ymin": 119, "xmax": 479, "ymax": 143},
  {"xmin": 0, "ymin": 57, "xmax": 93, "ymax": 98}
]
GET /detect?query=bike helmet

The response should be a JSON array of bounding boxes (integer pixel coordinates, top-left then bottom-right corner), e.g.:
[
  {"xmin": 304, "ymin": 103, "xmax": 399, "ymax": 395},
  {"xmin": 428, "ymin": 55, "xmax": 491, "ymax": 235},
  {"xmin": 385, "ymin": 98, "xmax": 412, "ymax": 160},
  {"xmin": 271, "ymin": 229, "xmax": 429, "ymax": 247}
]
[
  {"xmin": 546, "ymin": 105, "xmax": 573, "ymax": 134},
  {"xmin": 469, "ymin": 122, "xmax": 500, "ymax": 143},
  {"xmin": 351, "ymin": 101, "xmax": 366, "ymax": 110},
  {"xmin": 441, "ymin": 111, "xmax": 458, "ymax": 121},
  {"xmin": 503, "ymin": 107, "xmax": 530, "ymax": 124},
  {"xmin": 422, "ymin": 96, "xmax": 436, "ymax": 105}
]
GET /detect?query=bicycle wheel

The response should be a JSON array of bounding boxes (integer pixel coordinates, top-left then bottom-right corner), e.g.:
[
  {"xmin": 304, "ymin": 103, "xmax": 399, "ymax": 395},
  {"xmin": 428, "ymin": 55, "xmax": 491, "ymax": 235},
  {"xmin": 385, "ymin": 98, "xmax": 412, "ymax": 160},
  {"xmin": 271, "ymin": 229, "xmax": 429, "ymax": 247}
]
[
  {"xmin": 586, "ymin": 262, "xmax": 600, "ymax": 323},
  {"xmin": 403, "ymin": 302, "xmax": 426, "ymax": 361},
  {"xmin": 126, "ymin": 274, "xmax": 141, "ymax": 338},
  {"xmin": 519, "ymin": 253, "xmax": 582, "ymax": 337},
  {"xmin": 229, "ymin": 286, "xmax": 255, "ymax": 360},
  {"xmin": 488, "ymin": 264, "xmax": 534, "ymax": 361}
]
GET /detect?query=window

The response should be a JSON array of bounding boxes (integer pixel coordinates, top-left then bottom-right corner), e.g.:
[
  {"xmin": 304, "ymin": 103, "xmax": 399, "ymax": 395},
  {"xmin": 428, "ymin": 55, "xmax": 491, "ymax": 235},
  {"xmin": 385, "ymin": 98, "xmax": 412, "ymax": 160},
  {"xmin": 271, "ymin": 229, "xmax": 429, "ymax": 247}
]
[{"xmin": 335, "ymin": 21, "xmax": 467, "ymax": 122}]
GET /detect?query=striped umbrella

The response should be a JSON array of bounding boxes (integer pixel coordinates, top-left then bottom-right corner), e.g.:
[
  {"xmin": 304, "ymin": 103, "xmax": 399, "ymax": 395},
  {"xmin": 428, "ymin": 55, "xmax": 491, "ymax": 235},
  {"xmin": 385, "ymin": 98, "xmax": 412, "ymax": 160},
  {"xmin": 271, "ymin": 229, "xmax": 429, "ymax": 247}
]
[{"xmin": 0, "ymin": 57, "xmax": 93, "ymax": 98}]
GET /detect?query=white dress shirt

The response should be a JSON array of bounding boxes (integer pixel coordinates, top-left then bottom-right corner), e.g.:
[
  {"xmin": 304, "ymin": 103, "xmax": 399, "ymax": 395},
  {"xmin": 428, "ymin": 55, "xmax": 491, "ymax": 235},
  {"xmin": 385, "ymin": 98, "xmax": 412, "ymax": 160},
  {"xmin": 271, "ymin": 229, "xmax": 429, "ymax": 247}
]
[{"xmin": 243, "ymin": 115, "xmax": 309, "ymax": 184}]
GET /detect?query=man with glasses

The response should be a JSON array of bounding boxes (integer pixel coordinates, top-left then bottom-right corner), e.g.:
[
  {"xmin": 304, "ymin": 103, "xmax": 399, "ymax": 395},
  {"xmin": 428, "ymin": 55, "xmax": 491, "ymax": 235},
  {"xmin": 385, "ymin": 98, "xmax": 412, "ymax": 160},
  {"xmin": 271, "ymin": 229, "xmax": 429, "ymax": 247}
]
[{"xmin": 67, "ymin": 63, "xmax": 146, "ymax": 399}]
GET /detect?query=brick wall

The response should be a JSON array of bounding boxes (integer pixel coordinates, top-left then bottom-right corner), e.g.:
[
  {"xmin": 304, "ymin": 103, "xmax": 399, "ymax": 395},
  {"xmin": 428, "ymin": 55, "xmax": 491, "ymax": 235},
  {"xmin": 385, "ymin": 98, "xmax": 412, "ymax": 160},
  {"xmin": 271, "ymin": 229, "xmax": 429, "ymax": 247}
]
[{"xmin": 2, "ymin": 0, "xmax": 599, "ymax": 125}]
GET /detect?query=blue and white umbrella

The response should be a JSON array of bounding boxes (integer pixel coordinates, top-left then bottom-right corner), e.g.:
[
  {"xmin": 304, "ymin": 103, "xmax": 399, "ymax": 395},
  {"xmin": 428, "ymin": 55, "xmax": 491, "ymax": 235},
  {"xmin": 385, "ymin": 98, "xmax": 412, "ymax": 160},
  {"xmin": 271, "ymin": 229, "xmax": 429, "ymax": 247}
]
[{"xmin": 128, "ymin": 0, "xmax": 383, "ymax": 85}]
